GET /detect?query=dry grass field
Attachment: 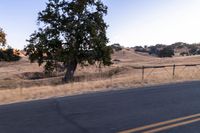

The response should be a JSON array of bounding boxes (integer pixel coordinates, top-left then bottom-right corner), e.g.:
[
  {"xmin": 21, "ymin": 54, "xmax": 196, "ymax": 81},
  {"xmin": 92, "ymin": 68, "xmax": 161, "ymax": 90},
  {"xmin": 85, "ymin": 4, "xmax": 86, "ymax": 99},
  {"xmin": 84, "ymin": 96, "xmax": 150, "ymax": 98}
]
[{"xmin": 1, "ymin": 48, "xmax": 200, "ymax": 105}]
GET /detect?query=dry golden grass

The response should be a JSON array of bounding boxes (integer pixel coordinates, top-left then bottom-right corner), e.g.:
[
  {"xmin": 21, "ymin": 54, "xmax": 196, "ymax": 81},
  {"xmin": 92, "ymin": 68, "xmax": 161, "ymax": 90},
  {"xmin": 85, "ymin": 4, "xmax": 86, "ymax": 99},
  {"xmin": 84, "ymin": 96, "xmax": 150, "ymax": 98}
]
[{"xmin": 1, "ymin": 48, "xmax": 200, "ymax": 105}]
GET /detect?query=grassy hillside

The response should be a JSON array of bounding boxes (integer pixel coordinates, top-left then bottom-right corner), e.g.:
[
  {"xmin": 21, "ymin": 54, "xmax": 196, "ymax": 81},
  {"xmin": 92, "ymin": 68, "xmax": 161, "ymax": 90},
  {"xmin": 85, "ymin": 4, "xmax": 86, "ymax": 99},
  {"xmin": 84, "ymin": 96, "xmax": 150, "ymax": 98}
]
[{"xmin": 1, "ymin": 48, "xmax": 200, "ymax": 104}]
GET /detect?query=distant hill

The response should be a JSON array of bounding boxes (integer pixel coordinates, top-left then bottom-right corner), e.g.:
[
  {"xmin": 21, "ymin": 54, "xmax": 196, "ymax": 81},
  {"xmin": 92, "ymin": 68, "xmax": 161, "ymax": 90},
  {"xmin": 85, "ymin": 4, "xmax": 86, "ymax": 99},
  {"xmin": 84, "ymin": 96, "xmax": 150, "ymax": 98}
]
[{"xmin": 133, "ymin": 42, "xmax": 200, "ymax": 57}]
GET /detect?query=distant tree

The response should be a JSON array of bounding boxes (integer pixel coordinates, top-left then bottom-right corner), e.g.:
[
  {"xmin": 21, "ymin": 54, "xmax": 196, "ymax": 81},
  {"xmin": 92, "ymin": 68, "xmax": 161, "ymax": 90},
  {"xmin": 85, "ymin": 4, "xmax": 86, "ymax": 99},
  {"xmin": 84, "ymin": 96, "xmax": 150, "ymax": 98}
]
[
  {"xmin": 159, "ymin": 46, "xmax": 174, "ymax": 57},
  {"xmin": 0, "ymin": 28, "xmax": 20, "ymax": 61},
  {"xmin": 189, "ymin": 46, "xmax": 198, "ymax": 55},
  {"xmin": 0, "ymin": 48, "xmax": 21, "ymax": 61},
  {"xmin": 134, "ymin": 46, "xmax": 148, "ymax": 53},
  {"xmin": 188, "ymin": 44, "xmax": 197, "ymax": 50},
  {"xmin": 148, "ymin": 46, "xmax": 160, "ymax": 56},
  {"xmin": 155, "ymin": 44, "xmax": 166, "ymax": 48},
  {"xmin": 111, "ymin": 43, "xmax": 122, "ymax": 51},
  {"xmin": 171, "ymin": 42, "xmax": 188, "ymax": 49},
  {"xmin": 25, "ymin": 0, "xmax": 112, "ymax": 82},
  {"xmin": 0, "ymin": 28, "xmax": 6, "ymax": 47}
]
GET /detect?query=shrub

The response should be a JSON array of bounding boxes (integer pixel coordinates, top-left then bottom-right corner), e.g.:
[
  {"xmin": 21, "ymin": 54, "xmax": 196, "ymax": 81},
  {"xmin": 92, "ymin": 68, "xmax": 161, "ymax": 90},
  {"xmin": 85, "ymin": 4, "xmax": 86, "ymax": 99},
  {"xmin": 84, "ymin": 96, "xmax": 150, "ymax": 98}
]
[
  {"xmin": 148, "ymin": 46, "xmax": 160, "ymax": 56},
  {"xmin": 0, "ymin": 48, "xmax": 21, "ymax": 61},
  {"xmin": 111, "ymin": 43, "xmax": 123, "ymax": 51},
  {"xmin": 134, "ymin": 46, "xmax": 148, "ymax": 53},
  {"xmin": 159, "ymin": 46, "xmax": 174, "ymax": 57},
  {"xmin": 189, "ymin": 47, "xmax": 198, "ymax": 55}
]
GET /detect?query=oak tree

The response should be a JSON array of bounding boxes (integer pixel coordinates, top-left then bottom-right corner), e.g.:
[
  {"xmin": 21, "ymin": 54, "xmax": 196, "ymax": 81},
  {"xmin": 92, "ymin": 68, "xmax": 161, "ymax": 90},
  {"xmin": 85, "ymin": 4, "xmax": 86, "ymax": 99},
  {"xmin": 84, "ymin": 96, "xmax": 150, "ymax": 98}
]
[{"xmin": 25, "ymin": 0, "xmax": 112, "ymax": 82}]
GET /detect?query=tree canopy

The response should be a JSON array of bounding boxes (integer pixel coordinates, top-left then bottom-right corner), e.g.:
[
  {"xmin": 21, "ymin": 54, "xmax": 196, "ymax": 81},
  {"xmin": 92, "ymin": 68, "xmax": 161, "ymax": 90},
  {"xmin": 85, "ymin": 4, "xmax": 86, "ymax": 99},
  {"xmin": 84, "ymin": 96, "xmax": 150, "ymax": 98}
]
[
  {"xmin": 25, "ymin": 0, "xmax": 112, "ymax": 82},
  {"xmin": 0, "ymin": 28, "xmax": 6, "ymax": 47},
  {"xmin": 0, "ymin": 28, "xmax": 21, "ymax": 61},
  {"xmin": 158, "ymin": 46, "xmax": 174, "ymax": 57}
]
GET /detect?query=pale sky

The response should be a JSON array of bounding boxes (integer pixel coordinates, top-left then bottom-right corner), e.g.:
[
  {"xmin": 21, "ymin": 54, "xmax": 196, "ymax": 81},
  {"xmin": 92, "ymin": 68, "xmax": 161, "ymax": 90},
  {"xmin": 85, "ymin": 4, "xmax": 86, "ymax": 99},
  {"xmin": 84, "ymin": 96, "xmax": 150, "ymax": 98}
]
[{"xmin": 1, "ymin": 0, "xmax": 200, "ymax": 49}]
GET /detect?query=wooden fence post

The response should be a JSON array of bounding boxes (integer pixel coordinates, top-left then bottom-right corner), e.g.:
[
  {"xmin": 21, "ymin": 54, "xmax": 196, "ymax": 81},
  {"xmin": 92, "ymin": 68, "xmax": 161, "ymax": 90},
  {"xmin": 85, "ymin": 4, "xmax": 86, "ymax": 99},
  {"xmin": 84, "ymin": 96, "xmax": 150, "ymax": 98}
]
[
  {"xmin": 142, "ymin": 66, "xmax": 144, "ymax": 80},
  {"xmin": 173, "ymin": 64, "xmax": 176, "ymax": 78}
]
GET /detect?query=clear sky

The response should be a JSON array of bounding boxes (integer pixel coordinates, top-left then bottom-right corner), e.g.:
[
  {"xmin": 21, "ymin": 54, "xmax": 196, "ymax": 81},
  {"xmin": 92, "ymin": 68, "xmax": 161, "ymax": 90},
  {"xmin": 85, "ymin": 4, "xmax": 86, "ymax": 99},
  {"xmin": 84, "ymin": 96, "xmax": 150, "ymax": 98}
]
[{"xmin": 1, "ymin": 0, "xmax": 200, "ymax": 49}]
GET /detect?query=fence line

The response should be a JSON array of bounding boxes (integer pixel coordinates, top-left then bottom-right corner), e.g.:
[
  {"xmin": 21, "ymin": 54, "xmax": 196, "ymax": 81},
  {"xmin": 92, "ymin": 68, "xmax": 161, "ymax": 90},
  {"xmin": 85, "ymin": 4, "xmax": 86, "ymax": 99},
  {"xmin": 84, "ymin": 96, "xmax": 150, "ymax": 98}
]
[{"xmin": 131, "ymin": 63, "xmax": 200, "ymax": 80}]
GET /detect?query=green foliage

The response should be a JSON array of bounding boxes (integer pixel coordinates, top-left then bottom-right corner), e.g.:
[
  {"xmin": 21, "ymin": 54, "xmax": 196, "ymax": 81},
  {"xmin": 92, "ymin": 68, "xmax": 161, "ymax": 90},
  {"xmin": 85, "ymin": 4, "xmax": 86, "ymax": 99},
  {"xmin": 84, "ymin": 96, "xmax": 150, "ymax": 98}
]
[
  {"xmin": 189, "ymin": 47, "xmax": 197, "ymax": 55},
  {"xmin": 134, "ymin": 46, "xmax": 148, "ymax": 53},
  {"xmin": 148, "ymin": 45, "xmax": 174, "ymax": 57},
  {"xmin": 0, "ymin": 49, "xmax": 21, "ymax": 61},
  {"xmin": 0, "ymin": 28, "xmax": 20, "ymax": 62},
  {"xmin": 0, "ymin": 28, "xmax": 6, "ymax": 47},
  {"xmin": 25, "ymin": 0, "xmax": 112, "ymax": 81},
  {"xmin": 148, "ymin": 46, "xmax": 160, "ymax": 56},
  {"xmin": 158, "ymin": 46, "xmax": 174, "ymax": 57},
  {"xmin": 111, "ymin": 43, "xmax": 122, "ymax": 51},
  {"xmin": 171, "ymin": 42, "xmax": 188, "ymax": 49}
]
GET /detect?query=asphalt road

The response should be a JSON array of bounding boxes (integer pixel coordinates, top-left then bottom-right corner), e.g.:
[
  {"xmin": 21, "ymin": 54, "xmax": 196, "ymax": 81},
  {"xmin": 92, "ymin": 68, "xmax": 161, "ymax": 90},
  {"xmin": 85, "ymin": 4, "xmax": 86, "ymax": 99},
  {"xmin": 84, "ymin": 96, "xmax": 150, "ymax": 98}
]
[{"xmin": 1, "ymin": 81, "xmax": 200, "ymax": 133}]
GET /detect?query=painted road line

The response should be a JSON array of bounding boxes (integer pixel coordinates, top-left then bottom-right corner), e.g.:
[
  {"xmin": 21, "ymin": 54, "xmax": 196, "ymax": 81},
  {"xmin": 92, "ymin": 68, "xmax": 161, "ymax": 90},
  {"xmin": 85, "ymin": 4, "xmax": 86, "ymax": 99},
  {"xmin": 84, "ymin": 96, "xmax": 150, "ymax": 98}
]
[
  {"xmin": 144, "ymin": 117, "xmax": 200, "ymax": 133},
  {"xmin": 118, "ymin": 113, "xmax": 200, "ymax": 133}
]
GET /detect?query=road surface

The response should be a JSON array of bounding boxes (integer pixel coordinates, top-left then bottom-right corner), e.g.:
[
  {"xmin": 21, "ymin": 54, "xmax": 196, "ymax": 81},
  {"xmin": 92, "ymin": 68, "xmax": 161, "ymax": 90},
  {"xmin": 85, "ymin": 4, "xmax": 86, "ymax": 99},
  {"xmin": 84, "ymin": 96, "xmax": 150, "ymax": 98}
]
[{"xmin": 0, "ymin": 81, "xmax": 200, "ymax": 133}]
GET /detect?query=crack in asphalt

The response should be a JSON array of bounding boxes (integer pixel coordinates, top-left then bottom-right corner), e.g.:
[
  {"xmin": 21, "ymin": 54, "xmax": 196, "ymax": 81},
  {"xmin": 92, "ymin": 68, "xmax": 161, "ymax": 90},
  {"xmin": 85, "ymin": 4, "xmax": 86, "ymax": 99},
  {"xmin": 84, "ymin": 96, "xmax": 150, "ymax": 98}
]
[{"xmin": 53, "ymin": 99, "xmax": 90, "ymax": 133}]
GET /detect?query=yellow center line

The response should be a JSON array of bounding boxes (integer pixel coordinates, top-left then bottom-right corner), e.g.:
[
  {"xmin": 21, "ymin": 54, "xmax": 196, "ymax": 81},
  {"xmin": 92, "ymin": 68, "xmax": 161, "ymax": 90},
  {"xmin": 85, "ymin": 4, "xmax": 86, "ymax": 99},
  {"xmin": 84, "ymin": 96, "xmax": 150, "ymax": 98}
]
[
  {"xmin": 144, "ymin": 117, "xmax": 200, "ymax": 133},
  {"xmin": 118, "ymin": 113, "xmax": 200, "ymax": 133}
]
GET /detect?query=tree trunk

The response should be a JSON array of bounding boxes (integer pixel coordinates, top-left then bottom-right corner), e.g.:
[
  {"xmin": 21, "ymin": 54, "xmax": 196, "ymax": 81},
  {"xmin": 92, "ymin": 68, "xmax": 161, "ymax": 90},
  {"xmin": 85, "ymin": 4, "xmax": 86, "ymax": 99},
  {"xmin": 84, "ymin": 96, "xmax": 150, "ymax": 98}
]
[{"xmin": 63, "ymin": 60, "xmax": 77, "ymax": 83}]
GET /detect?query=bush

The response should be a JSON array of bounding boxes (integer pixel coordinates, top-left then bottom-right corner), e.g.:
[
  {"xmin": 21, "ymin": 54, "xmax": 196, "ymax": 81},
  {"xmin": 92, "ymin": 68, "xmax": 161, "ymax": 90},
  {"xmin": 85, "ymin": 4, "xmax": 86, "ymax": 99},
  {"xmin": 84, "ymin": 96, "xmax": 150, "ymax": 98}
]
[
  {"xmin": 134, "ymin": 46, "xmax": 148, "ymax": 53},
  {"xmin": 159, "ymin": 47, "xmax": 174, "ymax": 57},
  {"xmin": 148, "ymin": 46, "xmax": 160, "ymax": 55},
  {"xmin": 111, "ymin": 43, "xmax": 123, "ymax": 51},
  {"xmin": 189, "ymin": 48, "xmax": 197, "ymax": 55},
  {"xmin": 0, "ymin": 48, "xmax": 21, "ymax": 61}
]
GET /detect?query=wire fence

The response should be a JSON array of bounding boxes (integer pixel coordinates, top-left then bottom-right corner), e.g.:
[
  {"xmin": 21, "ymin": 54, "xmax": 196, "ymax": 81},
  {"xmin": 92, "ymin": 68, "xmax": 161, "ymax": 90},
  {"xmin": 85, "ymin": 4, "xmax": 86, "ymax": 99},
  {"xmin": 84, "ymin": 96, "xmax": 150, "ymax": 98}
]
[
  {"xmin": 132, "ymin": 63, "xmax": 200, "ymax": 81},
  {"xmin": 2, "ymin": 63, "xmax": 200, "ymax": 104}
]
